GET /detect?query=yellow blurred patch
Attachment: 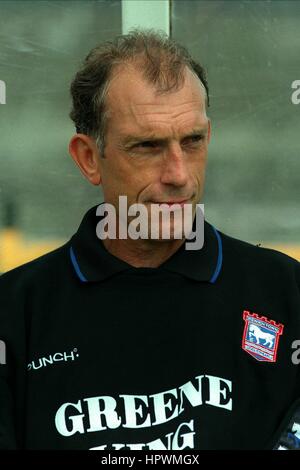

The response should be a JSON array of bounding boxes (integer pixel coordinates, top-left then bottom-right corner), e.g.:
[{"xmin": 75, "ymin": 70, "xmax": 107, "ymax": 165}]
[
  {"xmin": 0, "ymin": 229, "xmax": 299, "ymax": 274},
  {"xmin": 0, "ymin": 229, "xmax": 64, "ymax": 273}
]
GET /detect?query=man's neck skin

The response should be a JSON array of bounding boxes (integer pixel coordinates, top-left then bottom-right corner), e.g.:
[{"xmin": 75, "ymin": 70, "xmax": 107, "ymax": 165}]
[{"xmin": 102, "ymin": 237, "xmax": 186, "ymax": 268}]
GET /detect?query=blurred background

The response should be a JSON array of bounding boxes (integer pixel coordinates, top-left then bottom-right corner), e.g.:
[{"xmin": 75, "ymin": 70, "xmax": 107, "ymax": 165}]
[{"xmin": 0, "ymin": 0, "xmax": 299, "ymax": 273}]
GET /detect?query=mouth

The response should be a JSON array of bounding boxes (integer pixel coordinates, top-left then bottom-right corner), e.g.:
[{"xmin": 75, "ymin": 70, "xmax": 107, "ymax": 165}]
[{"xmin": 149, "ymin": 199, "xmax": 190, "ymax": 208}]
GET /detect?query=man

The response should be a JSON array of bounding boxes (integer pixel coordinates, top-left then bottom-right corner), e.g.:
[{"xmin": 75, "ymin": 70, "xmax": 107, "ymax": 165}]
[{"xmin": 0, "ymin": 29, "xmax": 299, "ymax": 451}]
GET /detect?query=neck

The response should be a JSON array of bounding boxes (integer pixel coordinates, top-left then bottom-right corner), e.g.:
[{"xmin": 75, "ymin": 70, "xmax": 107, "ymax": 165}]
[{"xmin": 102, "ymin": 237, "xmax": 185, "ymax": 268}]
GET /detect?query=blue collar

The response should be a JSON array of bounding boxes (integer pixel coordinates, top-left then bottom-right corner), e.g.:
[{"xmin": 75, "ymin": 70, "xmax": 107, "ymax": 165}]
[{"xmin": 69, "ymin": 204, "xmax": 222, "ymax": 284}]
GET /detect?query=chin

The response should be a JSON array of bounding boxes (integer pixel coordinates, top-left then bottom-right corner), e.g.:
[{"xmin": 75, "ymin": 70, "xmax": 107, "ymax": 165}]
[{"xmin": 148, "ymin": 222, "xmax": 186, "ymax": 242}]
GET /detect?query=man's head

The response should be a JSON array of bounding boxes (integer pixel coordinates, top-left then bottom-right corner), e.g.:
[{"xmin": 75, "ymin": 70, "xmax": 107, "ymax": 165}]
[{"xmin": 69, "ymin": 29, "xmax": 210, "ymax": 239}]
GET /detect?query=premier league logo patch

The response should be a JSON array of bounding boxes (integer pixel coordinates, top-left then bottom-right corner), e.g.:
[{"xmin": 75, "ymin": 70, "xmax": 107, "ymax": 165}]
[{"xmin": 242, "ymin": 310, "xmax": 284, "ymax": 362}]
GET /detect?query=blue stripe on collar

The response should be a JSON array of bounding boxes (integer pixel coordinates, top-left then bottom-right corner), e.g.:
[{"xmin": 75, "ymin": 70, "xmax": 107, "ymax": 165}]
[
  {"xmin": 210, "ymin": 226, "xmax": 223, "ymax": 283},
  {"xmin": 70, "ymin": 246, "xmax": 88, "ymax": 283}
]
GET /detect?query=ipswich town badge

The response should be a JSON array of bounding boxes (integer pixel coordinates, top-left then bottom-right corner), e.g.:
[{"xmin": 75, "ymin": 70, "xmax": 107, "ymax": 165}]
[{"xmin": 242, "ymin": 310, "xmax": 284, "ymax": 362}]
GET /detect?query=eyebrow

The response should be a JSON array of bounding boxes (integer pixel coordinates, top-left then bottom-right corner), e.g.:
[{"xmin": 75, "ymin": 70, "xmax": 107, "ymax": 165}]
[{"xmin": 121, "ymin": 128, "xmax": 208, "ymax": 147}]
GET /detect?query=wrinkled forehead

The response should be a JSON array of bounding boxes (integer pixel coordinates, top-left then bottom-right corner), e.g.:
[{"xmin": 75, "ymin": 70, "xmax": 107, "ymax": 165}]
[
  {"xmin": 105, "ymin": 64, "xmax": 207, "ymax": 119},
  {"xmin": 106, "ymin": 64, "xmax": 207, "ymax": 135}
]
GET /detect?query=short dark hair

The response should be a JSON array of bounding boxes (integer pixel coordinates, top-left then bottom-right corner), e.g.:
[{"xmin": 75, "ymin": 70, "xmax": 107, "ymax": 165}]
[{"xmin": 69, "ymin": 28, "xmax": 209, "ymax": 155}]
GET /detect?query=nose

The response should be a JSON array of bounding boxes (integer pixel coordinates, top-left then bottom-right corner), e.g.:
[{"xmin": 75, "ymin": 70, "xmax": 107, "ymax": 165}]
[{"xmin": 160, "ymin": 143, "xmax": 189, "ymax": 187}]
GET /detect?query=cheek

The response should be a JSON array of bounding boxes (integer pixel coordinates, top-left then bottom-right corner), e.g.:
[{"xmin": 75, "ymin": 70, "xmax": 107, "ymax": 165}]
[
  {"xmin": 187, "ymin": 156, "xmax": 207, "ymax": 196},
  {"xmin": 188, "ymin": 153, "xmax": 207, "ymax": 177},
  {"xmin": 103, "ymin": 163, "xmax": 151, "ymax": 202},
  {"xmin": 100, "ymin": 156, "xmax": 129, "ymax": 188}
]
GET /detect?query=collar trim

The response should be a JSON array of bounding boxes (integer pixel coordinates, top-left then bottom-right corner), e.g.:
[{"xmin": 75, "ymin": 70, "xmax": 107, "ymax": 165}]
[
  {"xmin": 209, "ymin": 227, "xmax": 223, "ymax": 283},
  {"xmin": 69, "ymin": 206, "xmax": 223, "ymax": 284},
  {"xmin": 70, "ymin": 246, "xmax": 88, "ymax": 283}
]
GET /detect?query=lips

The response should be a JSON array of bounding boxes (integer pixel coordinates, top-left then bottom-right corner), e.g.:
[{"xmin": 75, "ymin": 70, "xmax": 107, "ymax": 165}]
[
  {"xmin": 151, "ymin": 199, "xmax": 190, "ymax": 207},
  {"xmin": 165, "ymin": 201, "xmax": 188, "ymax": 208}
]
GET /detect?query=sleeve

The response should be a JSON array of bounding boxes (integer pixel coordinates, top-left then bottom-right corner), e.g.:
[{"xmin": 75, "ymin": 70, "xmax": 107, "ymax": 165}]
[
  {"xmin": 0, "ymin": 360, "xmax": 17, "ymax": 449},
  {"xmin": 0, "ymin": 271, "xmax": 27, "ymax": 449},
  {"xmin": 273, "ymin": 398, "xmax": 300, "ymax": 450}
]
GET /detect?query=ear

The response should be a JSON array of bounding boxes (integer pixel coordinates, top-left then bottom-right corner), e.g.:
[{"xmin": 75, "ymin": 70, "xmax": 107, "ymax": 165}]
[{"xmin": 68, "ymin": 134, "xmax": 102, "ymax": 186}]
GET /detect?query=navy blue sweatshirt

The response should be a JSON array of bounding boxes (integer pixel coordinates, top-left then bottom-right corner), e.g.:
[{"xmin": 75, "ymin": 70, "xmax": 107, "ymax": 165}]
[{"xmin": 0, "ymin": 205, "xmax": 299, "ymax": 450}]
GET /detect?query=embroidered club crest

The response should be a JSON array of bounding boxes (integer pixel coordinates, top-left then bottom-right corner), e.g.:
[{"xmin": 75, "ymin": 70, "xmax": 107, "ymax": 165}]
[{"xmin": 242, "ymin": 310, "xmax": 284, "ymax": 362}]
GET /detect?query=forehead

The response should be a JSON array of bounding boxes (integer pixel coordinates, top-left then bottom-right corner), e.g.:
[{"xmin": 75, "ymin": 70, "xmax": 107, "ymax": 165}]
[{"xmin": 105, "ymin": 65, "xmax": 208, "ymax": 135}]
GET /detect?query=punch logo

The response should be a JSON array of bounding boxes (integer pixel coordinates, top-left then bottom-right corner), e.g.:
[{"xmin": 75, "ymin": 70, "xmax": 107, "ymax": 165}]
[
  {"xmin": 27, "ymin": 348, "xmax": 79, "ymax": 371},
  {"xmin": 242, "ymin": 310, "xmax": 284, "ymax": 362},
  {"xmin": 0, "ymin": 80, "xmax": 6, "ymax": 104},
  {"xmin": 0, "ymin": 339, "xmax": 6, "ymax": 364}
]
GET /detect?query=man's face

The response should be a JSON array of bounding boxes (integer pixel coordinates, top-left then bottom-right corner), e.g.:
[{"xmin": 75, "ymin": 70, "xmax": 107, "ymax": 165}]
[{"xmin": 98, "ymin": 64, "xmax": 211, "ymax": 239}]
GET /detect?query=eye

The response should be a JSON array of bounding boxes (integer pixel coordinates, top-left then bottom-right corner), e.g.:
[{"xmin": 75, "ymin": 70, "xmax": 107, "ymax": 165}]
[
  {"xmin": 183, "ymin": 135, "xmax": 204, "ymax": 145},
  {"xmin": 136, "ymin": 141, "xmax": 159, "ymax": 148}
]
